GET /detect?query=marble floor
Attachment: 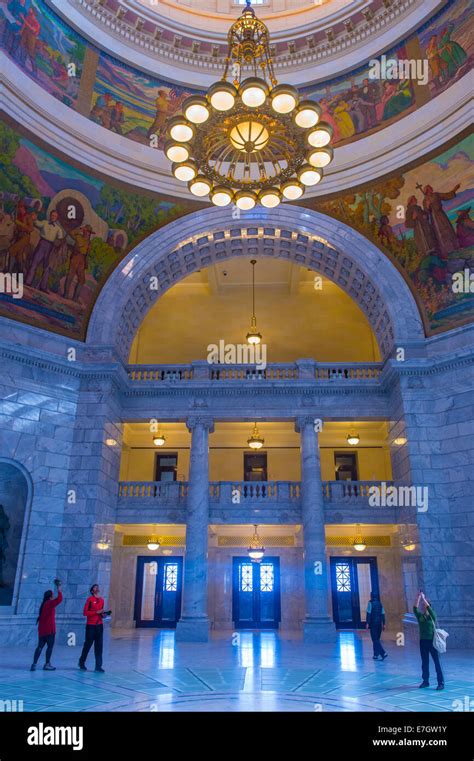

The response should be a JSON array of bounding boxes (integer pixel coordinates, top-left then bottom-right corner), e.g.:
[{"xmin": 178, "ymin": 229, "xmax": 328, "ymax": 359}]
[{"xmin": 0, "ymin": 629, "xmax": 472, "ymax": 712}]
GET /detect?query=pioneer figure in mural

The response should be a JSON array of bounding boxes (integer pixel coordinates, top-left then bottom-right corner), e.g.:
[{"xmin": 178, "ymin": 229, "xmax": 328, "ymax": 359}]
[
  {"xmin": 25, "ymin": 209, "xmax": 65, "ymax": 292},
  {"xmin": 405, "ymin": 195, "xmax": 438, "ymax": 257},
  {"xmin": 359, "ymin": 78, "xmax": 380, "ymax": 130},
  {"xmin": 418, "ymin": 182, "xmax": 461, "ymax": 256},
  {"xmin": 19, "ymin": 5, "xmax": 40, "ymax": 75},
  {"xmin": 147, "ymin": 89, "xmax": 170, "ymax": 139},
  {"xmin": 6, "ymin": 201, "xmax": 37, "ymax": 273},
  {"xmin": 455, "ymin": 208, "xmax": 474, "ymax": 249},
  {"xmin": 2, "ymin": 0, "xmax": 30, "ymax": 56},
  {"xmin": 91, "ymin": 93, "xmax": 114, "ymax": 130},
  {"xmin": 62, "ymin": 224, "xmax": 94, "ymax": 302},
  {"xmin": 0, "ymin": 504, "xmax": 10, "ymax": 589},
  {"xmin": 438, "ymin": 23, "xmax": 468, "ymax": 78},
  {"xmin": 426, "ymin": 35, "xmax": 449, "ymax": 89}
]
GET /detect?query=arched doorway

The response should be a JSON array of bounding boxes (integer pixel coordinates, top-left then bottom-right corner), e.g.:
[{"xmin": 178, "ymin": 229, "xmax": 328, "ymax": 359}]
[
  {"xmin": 87, "ymin": 205, "xmax": 424, "ymax": 360},
  {"xmin": 0, "ymin": 459, "xmax": 32, "ymax": 608}
]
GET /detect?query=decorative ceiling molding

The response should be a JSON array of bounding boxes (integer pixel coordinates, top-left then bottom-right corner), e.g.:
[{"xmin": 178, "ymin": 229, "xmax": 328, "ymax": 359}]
[
  {"xmin": 50, "ymin": 0, "xmax": 442, "ymax": 86},
  {"xmin": 86, "ymin": 206, "xmax": 425, "ymax": 361}
]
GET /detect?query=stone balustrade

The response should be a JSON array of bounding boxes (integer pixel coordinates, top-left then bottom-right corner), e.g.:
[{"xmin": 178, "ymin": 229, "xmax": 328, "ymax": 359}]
[
  {"xmin": 117, "ymin": 480, "xmax": 401, "ymax": 524},
  {"xmin": 125, "ymin": 361, "xmax": 382, "ymax": 384}
]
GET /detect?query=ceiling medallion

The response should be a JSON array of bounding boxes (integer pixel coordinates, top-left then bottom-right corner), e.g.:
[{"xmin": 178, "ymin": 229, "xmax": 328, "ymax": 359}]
[{"xmin": 165, "ymin": 0, "xmax": 334, "ymax": 208}]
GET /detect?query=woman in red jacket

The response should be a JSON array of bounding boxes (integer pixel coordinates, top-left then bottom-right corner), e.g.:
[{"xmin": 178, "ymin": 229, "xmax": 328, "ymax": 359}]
[
  {"xmin": 30, "ymin": 579, "xmax": 62, "ymax": 671},
  {"xmin": 78, "ymin": 584, "xmax": 109, "ymax": 673}
]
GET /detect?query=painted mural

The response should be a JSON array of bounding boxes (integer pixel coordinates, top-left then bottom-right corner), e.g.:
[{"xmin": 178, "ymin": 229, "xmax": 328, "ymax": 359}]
[
  {"xmin": 418, "ymin": 0, "xmax": 472, "ymax": 97},
  {"xmin": 0, "ymin": 0, "xmax": 86, "ymax": 106},
  {"xmin": 0, "ymin": 113, "xmax": 472, "ymax": 340},
  {"xmin": 307, "ymin": 133, "xmax": 474, "ymax": 332},
  {"xmin": 90, "ymin": 53, "xmax": 194, "ymax": 147},
  {"xmin": 0, "ymin": 119, "xmax": 197, "ymax": 338},
  {"xmin": 301, "ymin": 0, "xmax": 472, "ymax": 146},
  {"xmin": 0, "ymin": 0, "xmax": 472, "ymax": 149}
]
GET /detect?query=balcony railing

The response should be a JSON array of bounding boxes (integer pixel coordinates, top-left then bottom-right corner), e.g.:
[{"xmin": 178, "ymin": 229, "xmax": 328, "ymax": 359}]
[
  {"xmin": 126, "ymin": 361, "xmax": 382, "ymax": 383},
  {"xmin": 118, "ymin": 481, "xmax": 188, "ymax": 500},
  {"xmin": 117, "ymin": 480, "xmax": 392, "ymax": 507}
]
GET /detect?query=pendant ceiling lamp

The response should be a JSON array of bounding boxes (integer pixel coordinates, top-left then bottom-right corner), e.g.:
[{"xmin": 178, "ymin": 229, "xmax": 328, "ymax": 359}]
[
  {"xmin": 152, "ymin": 427, "xmax": 166, "ymax": 446},
  {"xmin": 352, "ymin": 524, "xmax": 366, "ymax": 552},
  {"xmin": 347, "ymin": 431, "xmax": 360, "ymax": 446},
  {"xmin": 248, "ymin": 524, "xmax": 265, "ymax": 562},
  {"xmin": 165, "ymin": 0, "xmax": 333, "ymax": 206},
  {"xmin": 147, "ymin": 536, "xmax": 161, "ymax": 551},
  {"xmin": 247, "ymin": 422, "xmax": 264, "ymax": 450},
  {"xmin": 246, "ymin": 259, "xmax": 262, "ymax": 345}
]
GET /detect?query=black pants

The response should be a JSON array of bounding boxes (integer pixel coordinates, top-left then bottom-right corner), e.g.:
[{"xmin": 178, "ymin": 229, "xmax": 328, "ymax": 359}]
[
  {"xmin": 79, "ymin": 624, "xmax": 103, "ymax": 669},
  {"xmin": 420, "ymin": 638, "xmax": 444, "ymax": 685},
  {"xmin": 33, "ymin": 634, "xmax": 55, "ymax": 665},
  {"xmin": 369, "ymin": 625, "xmax": 386, "ymax": 657}
]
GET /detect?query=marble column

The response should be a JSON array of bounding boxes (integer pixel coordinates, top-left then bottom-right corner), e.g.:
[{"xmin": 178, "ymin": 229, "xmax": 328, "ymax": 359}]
[
  {"xmin": 296, "ymin": 417, "xmax": 336, "ymax": 642},
  {"xmin": 175, "ymin": 416, "xmax": 214, "ymax": 642}
]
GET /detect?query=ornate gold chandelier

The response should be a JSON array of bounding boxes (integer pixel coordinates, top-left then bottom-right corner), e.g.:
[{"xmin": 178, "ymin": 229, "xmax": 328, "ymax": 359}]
[{"xmin": 165, "ymin": 0, "xmax": 334, "ymax": 209}]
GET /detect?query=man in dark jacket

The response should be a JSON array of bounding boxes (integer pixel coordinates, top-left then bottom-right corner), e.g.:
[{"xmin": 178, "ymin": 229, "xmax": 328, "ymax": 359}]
[{"xmin": 366, "ymin": 592, "xmax": 388, "ymax": 660}]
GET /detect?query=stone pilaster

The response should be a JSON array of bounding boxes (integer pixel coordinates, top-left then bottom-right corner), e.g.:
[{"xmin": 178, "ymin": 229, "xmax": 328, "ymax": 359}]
[
  {"xmin": 295, "ymin": 417, "xmax": 336, "ymax": 642},
  {"xmin": 175, "ymin": 415, "xmax": 214, "ymax": 641}
]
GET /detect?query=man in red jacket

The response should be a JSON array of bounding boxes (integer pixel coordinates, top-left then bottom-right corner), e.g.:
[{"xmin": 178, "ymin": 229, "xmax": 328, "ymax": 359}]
[
  {"xmin": 78, "ymin": 583, "xmax": 108, "ymax": 672},
  {"xmin": 31, "ymin": 579, "xmax": 63, "ymax": 671}
]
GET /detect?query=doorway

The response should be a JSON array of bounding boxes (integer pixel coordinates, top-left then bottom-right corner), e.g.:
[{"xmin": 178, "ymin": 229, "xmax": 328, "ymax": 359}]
[
  {"xmin": 334, "ymin": 452, "xmax": 358, "ymax": 481},
  {"xmin": 330, "ymin": 556, "xmax": 379, "ymax": 629},
  {"xmin": 232, "ymin": 557, "xmax": 281, "ymax": 629},
  {"xmin": 155, "ymin": 453, "xmax": 178, "ymax": 482},
  {"xmin": 244, "ymin": 452, "xmax": 268, "ymax": 481},
  {"xmin": 134, "ymin": 556, "xmax": 183, "ymax": 628}
]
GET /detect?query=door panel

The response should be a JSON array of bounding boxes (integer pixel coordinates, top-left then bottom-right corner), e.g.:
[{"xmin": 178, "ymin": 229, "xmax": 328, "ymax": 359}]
[
  {"xmin": 233, "ymin": 557, "xmax": 281, "ymax": 629},
  {"xmin": 134, "ymin": 556, "xmax": 183, "ymax": 628},
  {"xmin": 330, "ymin": 556, "xmax": 379, "ymax": 629}
]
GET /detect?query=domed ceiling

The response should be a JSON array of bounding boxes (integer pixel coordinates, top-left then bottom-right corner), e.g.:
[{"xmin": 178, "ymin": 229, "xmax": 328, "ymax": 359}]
[{"xmin": 56, "ymin": 0, "xmax": 441, "ymax": 81}]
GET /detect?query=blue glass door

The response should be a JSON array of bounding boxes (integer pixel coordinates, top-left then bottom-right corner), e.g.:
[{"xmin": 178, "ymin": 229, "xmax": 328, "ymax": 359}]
[
  {"xmin": 330, "ymin": 556, "xmax": 379, "ymax": 629},
  {"xmin": 134, "ymin": 556, "xmax": 183, "ymax": 628},
  {"xmin": 232, "ymin": 557, "xmax": 281, "ymax": 629}
]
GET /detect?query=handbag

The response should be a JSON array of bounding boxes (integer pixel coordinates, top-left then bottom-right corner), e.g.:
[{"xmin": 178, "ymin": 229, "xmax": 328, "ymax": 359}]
[{"xmin": 433, "ymin": 627, "xmax": 449, "ymax": 653}]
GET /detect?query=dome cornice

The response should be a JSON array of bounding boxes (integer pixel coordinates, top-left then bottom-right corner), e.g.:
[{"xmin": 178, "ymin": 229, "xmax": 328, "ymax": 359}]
[{"xmin": 50, "ymin": 0, "xmax": 445, "ymax": 86}]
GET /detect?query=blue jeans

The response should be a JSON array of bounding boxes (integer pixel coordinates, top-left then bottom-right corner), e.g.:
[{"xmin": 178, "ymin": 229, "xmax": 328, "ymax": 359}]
[{"xmin": 420, "ymin": 638, "xmax": 444, "ymax": 684}]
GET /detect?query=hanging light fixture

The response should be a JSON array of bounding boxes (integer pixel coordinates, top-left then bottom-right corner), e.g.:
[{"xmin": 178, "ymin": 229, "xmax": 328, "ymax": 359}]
[
  {"xmin": 165, "ymin": 0, "xmax": 333, "ymax": 205},
  {"xmin": 352, "ymin": 524, "xmax": 366, "ymax": 552},
  {"xmin": 246, "ymin": 259, "xmax": 262, "ymax": 345},
  {"xmin": 96, "ymin": 536, "xmax": 110, "ymax": 551},
  {"xmin": 401, "ymin": 525, "xmax": 416, "ymax": 551},
  {"xmin": 147, "ymin": 536, "xmax": 161, "ymax": 551},
  {"xmin": 347, "ymin": 430, "xmax": 360, "ymax": 446},
  {"xmin": 248, "ymin": 524, "xmax": 265, "ymax": 562},
  {"xmin": 152, "ymin": 429, "xmax": 166, "ymax": 446},
  {"xmin": 247, "ymin": 422, "xmax": 264, "ymax": 450}
]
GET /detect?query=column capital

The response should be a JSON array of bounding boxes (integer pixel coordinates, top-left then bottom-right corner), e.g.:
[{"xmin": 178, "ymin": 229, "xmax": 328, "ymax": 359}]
[
  {"xmin": 295, "ymin": 416, "xmax": 319, "ymax": 434},
  {"xmin": 186, "ymin": 415, "xmax": 214, "ymax": 433}
]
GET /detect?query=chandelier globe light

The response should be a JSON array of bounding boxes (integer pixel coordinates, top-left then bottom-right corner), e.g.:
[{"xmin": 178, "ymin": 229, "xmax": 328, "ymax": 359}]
[
  {"xmin": 248, "ymin": 525, "xmax": 265, "ymax": 562},
  {"xmin": 165, "ymin": 0, "xmax": 333, "ymax": 206},
  {"xmin": 247, "ymin": 422, "xmax": 264, "ymax": 450}
]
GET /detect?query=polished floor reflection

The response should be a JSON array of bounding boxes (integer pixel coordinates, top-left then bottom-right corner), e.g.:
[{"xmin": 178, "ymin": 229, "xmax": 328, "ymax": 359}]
[{"xmin": 0, "ymin": 630, "xmax": 472, "ymax": 712}]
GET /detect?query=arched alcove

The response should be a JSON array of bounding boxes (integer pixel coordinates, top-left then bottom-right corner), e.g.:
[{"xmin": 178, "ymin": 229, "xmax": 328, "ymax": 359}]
[
  {"xmin": 87, "ymin": 206, "xmax": 424, "ymax": 362},
  {"xmin": 0, "ymin": 459, "xmax": 32, "ymax": 608}
]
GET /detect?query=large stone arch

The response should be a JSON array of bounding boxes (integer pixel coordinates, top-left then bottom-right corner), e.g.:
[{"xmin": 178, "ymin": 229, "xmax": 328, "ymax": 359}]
[
  {"xmin": 87, "ymin": 205, "xmax": 424, "ymax": 361},
  {"xmin": 0, "ymin": 458, "xmax": 33, "ymax": 610}
]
